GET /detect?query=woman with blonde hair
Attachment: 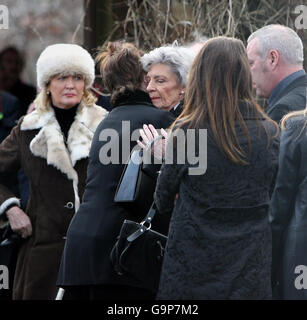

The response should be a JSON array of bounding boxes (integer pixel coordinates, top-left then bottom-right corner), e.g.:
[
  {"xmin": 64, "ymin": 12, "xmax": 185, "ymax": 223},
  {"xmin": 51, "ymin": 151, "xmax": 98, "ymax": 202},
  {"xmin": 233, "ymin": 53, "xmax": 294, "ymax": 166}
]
[
  {"xmin": 154, "ymin": 37, "xmax": 279, "ymax": 299},
  {"xmin": 0, "ymin": 43, "xmax": 108, "ymax": 299},
  {"xmin": 270, "ymin": 98, "xmax": 307, "ymax": 300}
]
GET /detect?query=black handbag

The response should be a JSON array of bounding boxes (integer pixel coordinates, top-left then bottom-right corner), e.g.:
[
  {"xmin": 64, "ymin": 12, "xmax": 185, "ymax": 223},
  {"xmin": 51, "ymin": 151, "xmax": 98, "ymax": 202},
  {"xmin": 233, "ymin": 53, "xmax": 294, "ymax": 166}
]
[
  {"xmin": 114, "ymin": 136, "xmax": 163, "ymax": 219},
  {"xmin": 110, "ymin": 203, "xmax": 167, "ymax": 293}
]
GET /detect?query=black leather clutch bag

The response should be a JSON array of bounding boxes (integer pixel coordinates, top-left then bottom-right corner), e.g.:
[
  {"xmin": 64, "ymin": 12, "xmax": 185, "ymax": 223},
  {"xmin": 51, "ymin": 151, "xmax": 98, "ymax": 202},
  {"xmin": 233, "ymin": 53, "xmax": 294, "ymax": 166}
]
[{"xmin": 114, "ymin": 141, "xmax": 161, "ymax": 219}]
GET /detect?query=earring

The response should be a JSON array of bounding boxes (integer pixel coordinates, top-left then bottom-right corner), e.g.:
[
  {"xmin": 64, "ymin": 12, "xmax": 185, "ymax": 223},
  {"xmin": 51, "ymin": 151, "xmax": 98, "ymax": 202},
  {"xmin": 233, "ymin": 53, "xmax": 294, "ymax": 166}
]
[
  {"xmin": 181, "ymin": 90, "xmax": 184, "ymax": 94},
  {"xmin": 46, "ymin": 90, "xmax": 50, "ymax": 95}
]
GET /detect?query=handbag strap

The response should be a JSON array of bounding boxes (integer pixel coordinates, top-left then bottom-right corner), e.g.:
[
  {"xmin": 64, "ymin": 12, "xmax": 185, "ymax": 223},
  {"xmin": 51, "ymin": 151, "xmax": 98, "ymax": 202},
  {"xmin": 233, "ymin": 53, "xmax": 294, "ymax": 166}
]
[
  {"xmin": 127, "ymin": 202, "xmax": 157, "ymax": 242},
  {"xmin": 140, "ymin": 134, "xmax": 164, "ymax": 223},
  {"xmin": 126, "ymin": 135, "xmax": 164, "ymax": 243},
  {"xmin": 142, "ymin": 202, "xmax": 157, "ymax": 225}
]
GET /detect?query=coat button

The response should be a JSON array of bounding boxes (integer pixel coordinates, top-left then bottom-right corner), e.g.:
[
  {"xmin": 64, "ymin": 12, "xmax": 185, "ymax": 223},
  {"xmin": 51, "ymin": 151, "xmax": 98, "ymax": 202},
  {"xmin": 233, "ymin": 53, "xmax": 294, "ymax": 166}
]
[{"xmin": 64, "ymin": 202, "xmax": 74, "ymax": 209}]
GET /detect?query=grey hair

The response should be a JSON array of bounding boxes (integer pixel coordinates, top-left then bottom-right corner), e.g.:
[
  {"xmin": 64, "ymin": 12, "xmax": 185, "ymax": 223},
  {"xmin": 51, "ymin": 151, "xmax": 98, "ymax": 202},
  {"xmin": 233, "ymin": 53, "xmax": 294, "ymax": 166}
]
[
  {"xmin": 247, "ymin": 24, "xmax": 303, "ymax": 66},
  {"xmin": 186, "ymin": 31, "xmax": 209, "ymax": 46},
  {"xmin": 141, "ymin": 45, "xmax": 196, "ymax": 86}
]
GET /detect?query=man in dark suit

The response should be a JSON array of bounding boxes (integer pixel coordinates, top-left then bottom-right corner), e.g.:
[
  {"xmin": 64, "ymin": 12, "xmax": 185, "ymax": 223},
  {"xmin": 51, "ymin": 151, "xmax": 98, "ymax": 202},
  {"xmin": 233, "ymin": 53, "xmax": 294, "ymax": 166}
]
[{"xmin": 247, "ymin": 25, "xmax": 307, "ymax": 123}]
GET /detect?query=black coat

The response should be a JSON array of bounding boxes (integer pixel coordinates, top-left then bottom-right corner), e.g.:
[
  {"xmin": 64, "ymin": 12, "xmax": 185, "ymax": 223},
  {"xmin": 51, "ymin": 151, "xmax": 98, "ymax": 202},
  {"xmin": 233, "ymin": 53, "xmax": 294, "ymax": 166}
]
[
  {"xmin": 57, "ymin": 90, "xmax": 174, "ymax": 288},
  {"xmin": 8, "ymin": 79, "xmax": 36, "ymax": 116},
  {"xmin": 270, "ymin": 115, "xmax": 307, "ymax": 299},
  {"xmin": 267, "ymin": 74, "xmax": 307, "ymax": 123},
  {"xmin": 169, "ymin": 102, "xmax": 183, "ymax": 118},
  {"xmin": 0, "ymin": 91, "xmax": 22, "ymax": 143},
  {"xmin": 154, "ymin": 103, "xmax": 280, "ymax": 299}
]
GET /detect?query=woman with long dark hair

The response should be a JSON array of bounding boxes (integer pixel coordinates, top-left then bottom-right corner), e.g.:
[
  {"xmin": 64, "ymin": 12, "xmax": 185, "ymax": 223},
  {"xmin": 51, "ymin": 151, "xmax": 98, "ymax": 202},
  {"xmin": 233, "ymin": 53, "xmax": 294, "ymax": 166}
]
[{"xmin": 154, "ymin": 37, "xmax": 279, "ymax": 299}]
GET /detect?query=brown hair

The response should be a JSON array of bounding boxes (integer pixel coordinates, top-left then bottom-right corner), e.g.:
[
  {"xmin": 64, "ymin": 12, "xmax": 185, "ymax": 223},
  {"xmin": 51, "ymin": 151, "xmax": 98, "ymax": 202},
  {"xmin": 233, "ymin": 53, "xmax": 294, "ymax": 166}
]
[
  {"xmin": 96, "ymin": 41, "xmax": 145, "ymax": 105},
  {"xmin": 171, "ymin": 36, "xmax": 278, "ymax": 165}
]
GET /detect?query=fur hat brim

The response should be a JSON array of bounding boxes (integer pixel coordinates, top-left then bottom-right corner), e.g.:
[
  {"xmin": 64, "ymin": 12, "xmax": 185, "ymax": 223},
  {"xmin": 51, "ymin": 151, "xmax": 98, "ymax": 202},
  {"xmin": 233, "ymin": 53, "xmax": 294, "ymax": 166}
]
[{"xmin": 36, "ymin": 44, "xmax": 95, "ymax": 89}]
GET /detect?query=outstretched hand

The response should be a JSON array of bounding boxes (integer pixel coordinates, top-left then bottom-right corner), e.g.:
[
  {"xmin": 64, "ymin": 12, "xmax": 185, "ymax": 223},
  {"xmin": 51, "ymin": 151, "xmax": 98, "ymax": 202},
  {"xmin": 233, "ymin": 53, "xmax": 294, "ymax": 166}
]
[{"xmin": 137, "ymin": 124, "xmax": 168, "ymax": 160}]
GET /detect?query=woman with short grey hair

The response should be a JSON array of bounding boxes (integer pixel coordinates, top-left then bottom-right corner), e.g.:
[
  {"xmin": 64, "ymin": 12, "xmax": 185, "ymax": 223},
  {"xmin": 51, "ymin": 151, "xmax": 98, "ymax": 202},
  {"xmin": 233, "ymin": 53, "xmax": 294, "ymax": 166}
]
[{"xmin": 141, "ymin": 45, "xmax": 195, "ymax": 116}]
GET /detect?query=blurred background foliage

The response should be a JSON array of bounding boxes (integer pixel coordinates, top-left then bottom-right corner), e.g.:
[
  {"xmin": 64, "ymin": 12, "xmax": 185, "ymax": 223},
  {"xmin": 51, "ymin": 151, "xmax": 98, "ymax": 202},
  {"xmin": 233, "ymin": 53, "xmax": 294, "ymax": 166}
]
[
  {"xmin": 1, "ymin": 0, "xmax": 306, "ymax": 89},
  {"xmin": 94, "ymin": 0, "xmax": 306, "ymax": 69}
]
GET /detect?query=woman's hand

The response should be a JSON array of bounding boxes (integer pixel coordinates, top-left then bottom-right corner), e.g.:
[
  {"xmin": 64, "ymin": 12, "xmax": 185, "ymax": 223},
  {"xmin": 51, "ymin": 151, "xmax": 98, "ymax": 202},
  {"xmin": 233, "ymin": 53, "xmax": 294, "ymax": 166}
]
[
  {"xmin": 6, "ymin": 206, "xmax": 32, "ymax": 238},
  {"xmin": 137, "ymin": 124, "xmax": 168, "ymax": 160}
]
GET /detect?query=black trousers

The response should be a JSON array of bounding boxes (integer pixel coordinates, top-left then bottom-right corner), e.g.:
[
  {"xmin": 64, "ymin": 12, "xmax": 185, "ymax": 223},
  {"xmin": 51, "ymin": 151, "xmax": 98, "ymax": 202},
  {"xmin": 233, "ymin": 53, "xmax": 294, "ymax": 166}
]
[{"xmin": 63, "ymin": 284, "xmax": 155, "ymax": 300}]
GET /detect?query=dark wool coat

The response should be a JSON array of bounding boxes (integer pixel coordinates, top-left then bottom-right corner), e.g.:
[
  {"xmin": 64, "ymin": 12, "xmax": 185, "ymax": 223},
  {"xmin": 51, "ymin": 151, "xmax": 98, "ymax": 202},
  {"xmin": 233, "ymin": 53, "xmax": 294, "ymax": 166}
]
[
  {"xmin": 57, "ymin": 90, "xmax": 175, "ymax": 291},
  {"xmin": 8, "ymin": 79, "xmax": 37, "ymax": 116},
  {"xmin": 267, "ymin": 74, "xmax": 307, "ymax": 123},
  {"xmin": 0, "ymin": 91, "xmax": 22, "ymax": 143},
  {"xmin": 0, "ymin": 103, "xmax": 108, "ymax": 300},
  {"xmin": 154, "ymin": 103, "xmax": 280, "ymax": 300},
  {"xmin": 270, "ymin": 115, "xmax": 307, "ymax": 300}
]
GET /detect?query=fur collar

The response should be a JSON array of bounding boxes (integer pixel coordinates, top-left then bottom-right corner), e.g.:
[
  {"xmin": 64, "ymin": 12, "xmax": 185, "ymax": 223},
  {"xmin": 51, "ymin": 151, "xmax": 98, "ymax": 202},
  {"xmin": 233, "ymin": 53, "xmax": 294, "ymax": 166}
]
[
  {"xmin": 21, "ymin": 103, "xmax": 108, "ymax": 180},
  {"xmin": 20, "ymin": 103, "xmax": 108, "ymax": 212}
]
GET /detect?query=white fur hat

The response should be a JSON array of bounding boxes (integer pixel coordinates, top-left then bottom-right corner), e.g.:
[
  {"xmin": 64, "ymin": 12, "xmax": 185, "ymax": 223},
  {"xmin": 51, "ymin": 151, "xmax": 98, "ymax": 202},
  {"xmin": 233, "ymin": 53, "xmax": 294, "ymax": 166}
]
[{"xmin": 36, "ymin": 43, "xmax": 95, "ymax": 89}]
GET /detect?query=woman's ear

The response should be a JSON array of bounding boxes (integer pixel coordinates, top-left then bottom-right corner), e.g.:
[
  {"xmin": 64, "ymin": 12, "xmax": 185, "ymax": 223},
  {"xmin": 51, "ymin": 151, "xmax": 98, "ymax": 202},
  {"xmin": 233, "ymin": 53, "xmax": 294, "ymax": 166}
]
[
  {"xmin": 46, "ymin": 82, "xmax": 51, "ymax": 95},
  {"xmin": 179, "ymin": 90, "xmax": 185, "ymax": 99}
]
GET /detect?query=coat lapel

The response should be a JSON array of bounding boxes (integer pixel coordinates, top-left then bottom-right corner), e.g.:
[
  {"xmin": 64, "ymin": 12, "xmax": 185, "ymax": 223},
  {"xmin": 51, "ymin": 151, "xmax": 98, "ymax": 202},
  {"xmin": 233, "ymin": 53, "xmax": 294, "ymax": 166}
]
[{"xmin": 67, "ymin": 103, "xmax": 107, "ymax": 166}]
